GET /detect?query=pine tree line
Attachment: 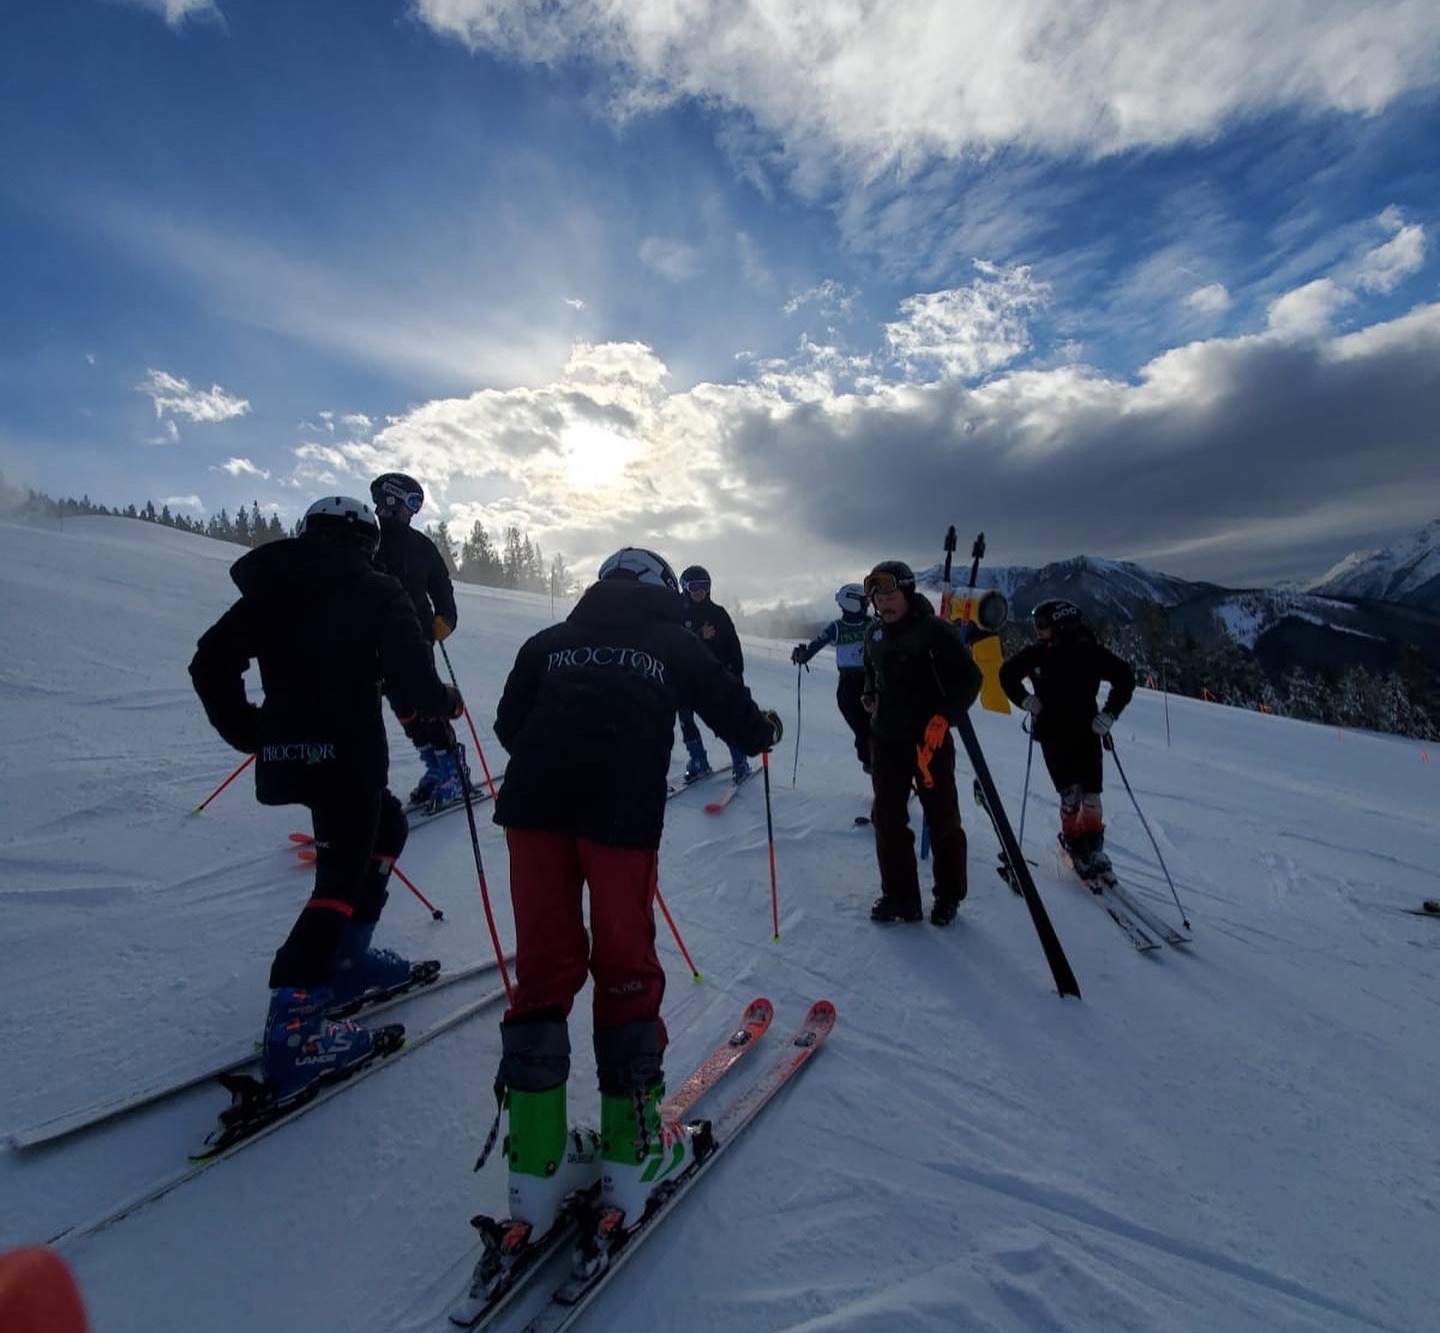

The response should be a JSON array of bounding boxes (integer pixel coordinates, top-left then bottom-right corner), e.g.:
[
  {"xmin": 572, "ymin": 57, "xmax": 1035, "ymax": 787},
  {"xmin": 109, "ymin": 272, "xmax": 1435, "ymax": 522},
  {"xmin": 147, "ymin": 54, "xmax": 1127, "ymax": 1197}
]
[{"xmin": 430, "ymin": 519, "xmax": 573, "ymax": 596}]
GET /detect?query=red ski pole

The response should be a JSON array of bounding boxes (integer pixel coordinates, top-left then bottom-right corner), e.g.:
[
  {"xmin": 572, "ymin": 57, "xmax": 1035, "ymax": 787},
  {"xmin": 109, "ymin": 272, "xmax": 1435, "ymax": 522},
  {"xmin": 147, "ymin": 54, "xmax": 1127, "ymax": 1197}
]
[
  {"xmin": 654, "ymin": 883, "xmax": 702, "ymax": 983},
  {"xmin": 390, "ymin": 863, "xmax": 445, "ymax": 922},
  {"xmin": 191, "ymin": 754, "xmax": 254, "ymax": 814},
  {"xmin": 438, "ymin": 640, "xmax": 500, "ymax": 803}
]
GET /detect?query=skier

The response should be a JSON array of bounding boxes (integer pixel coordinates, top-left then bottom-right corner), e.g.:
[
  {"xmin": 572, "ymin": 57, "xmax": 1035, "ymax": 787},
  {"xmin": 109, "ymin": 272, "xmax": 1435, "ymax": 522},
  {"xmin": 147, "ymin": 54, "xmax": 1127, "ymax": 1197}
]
[
  {"xmin": 674, "ymin": 564, "xmax": 752, "ymax": 783},
  {"xmin": 998, "ymin": 599, "xmax": 1136, "ymax": 878},
  {"xmin": 791, "ymin": 582, "xmax": 872, "ymax": 772},
  {"xmin": 369, "ymin": 471, "xmax": 465, "ymax": 811},
  {"xmin": 189, "ymin": 496, "xmax": 463, "ymax": 1098},
  {"xmin": 861, "ymin": 561, "xmax": 982, "ymax": 926},
  {"xmin": 488, "ymin": 547, "xmax": 782, "ymax": 1242}
]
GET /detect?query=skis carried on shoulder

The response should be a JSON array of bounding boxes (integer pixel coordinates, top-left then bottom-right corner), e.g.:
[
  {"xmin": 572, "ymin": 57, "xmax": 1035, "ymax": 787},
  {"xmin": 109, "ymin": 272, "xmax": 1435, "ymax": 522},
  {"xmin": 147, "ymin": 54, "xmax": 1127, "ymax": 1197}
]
[
  {"xmin": 8, "ymin": 959, "xmax": 504, "ymax": 1151},
  {"xmin": 446, "ymin": 998, "xmax": 775, "ymax": 1331}
]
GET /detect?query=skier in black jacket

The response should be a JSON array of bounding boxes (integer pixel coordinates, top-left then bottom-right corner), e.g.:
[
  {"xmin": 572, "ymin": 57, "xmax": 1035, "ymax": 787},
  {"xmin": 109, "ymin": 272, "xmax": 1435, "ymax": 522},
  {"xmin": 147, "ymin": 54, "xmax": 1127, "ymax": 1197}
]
[
  {"xmin": 370, "ymin": 471, "xmax": 464, "ymax": 810},
  {"xmin": 862, "ymin": 560, "xmax": 983, "ymax": 926},
  {"xmin": 488, "ymin": 547, "xmax": 782, "ymax": 1242},
  {"xmin": 189, "ymin": 495, "xmax": 462, "ymax": 1100},
  {"xmin": 675, "ymin": 564, "xmax": 752, "ymax": 783},
  {"xmin": 999, "ymin": 599, "xmax": 1136, "ymax": 876}
]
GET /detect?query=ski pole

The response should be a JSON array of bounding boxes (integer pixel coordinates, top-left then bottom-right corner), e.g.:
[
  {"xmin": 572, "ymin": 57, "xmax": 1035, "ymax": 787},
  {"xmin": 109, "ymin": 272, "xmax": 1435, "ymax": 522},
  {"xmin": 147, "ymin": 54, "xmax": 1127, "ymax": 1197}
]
[
  {"xmin": 654, "ymin": 883, "xmax": 702, "ymax": 982},
  {"xmin": 1104, "ymin": 734, "xmax": 1190, "ymax": 929},
  {"xmin": 190, "ymin": 754, "xmax": 254, "ymax": 814},
  {"xmin": 762, "ymin": 749, "xmax": 781, "ymax": 941},
  {"xmin": 453, "ymin": 734, "xmax": 514, "ymax": 1003},
  {"xmin": 791, "ymin": 664, "xmax": 805, "ymax": 788},
  {"xmin": 438, "ymin": 639, "xmax": 501, "ymax": 803},
  {"xmin": 390, "ymin": 863, "xmax": 444, "ymax": 921},
  {"xmin": 1017, "ymin": 723, "xmax": 1036, "ymax": 849}
]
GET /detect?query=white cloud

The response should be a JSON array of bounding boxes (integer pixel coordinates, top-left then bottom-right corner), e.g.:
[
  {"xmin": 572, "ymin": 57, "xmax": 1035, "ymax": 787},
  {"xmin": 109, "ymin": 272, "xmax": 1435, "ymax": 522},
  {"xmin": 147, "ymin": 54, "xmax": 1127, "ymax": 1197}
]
[
  {"xmin": 219, "ymin": 457, "xmax": 271, "ymax": 480},
  {"xmin": 162, "ymin": 494, "xmax": 204, "ymax": 511},
  {"xmin": 783, "ymin": 280, "xmax": 858, "ymax": 320},
  {"xmin": 1355, "ymin": 210, "xmax": 1427, "ymax": 293},
  {"xmin": 414, "ymin": 1, "xmax": 1440, "ymax": 178},
  {"xmin": 119, "ymin": 0, "xmax": 222, "ymax": 27},
  {"xmin": 146, "ymin": 420, "xmax": 182, "ymax": 446},
  {"xmin": 1266, "ymin": 278, "xmax": 1354, "ymax": 339},
  {"xmin": 341, "ymin": 413, "xmax": 373, "ymax": 432},
  {"xmin": 883, "ymin": 261, "xmax": 1048, "ymax": 380},
  {"xmin": 137, "ymin": 369, "xmax": 250, "ymax": 425},
  {"xmin": 638, "ymin": 237, "xmax": 701, "ymax": 283},
  {"xmin": 85, "ymin": 352, "xmax": 97, "ymax": 366},
  {"xmin": 564, "ymin": 297, "xmax": 587, "ymax": 311},
  {"xmin": 1184, "ymin": 283, "xmax": 1232, "ymax": 316}
]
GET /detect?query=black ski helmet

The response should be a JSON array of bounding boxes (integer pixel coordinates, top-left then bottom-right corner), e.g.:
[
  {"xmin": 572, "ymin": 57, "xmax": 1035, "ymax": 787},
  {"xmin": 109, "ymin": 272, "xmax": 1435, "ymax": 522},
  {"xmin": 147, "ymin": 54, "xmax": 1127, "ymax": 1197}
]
[
  {"xmin": 679, "ymin": 565, "xmax": 711, "ymax": 589},
  {"xmin": 1032, "ymin": 599, "xmax": 1083, "ymax": 635},
  {"xmin": 297, "ymin": 495, "xmax": 381, "ymax": 553},
  {"xmin": 370, "ymin": 472, "xmax": 424, "ymax": 519}
]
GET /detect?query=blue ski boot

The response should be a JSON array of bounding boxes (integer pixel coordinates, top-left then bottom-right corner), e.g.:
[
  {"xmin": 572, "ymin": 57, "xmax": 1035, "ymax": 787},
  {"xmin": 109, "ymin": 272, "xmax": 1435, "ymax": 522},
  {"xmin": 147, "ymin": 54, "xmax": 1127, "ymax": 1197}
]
[
  {"xmin": 429, "ymin": 745, "xmax": 470, "ymax": 810},
  {"xmin": 407, "ymin": 745, "xmax": 441, "ymax": 807},
  {"xmin": 262, "ymin": 986, "xmax": 375, "ymax": 1100},
  {"xmin": 729, "ymin": 746, "xmax": 750, "ymax": 784},
  {"xmin": 682, "ymin": 740, "xmax": 711, "ymax": 783},
  {"xmin": 331, "ymin": 921, "xmax": 414, "ymax": 1007}
]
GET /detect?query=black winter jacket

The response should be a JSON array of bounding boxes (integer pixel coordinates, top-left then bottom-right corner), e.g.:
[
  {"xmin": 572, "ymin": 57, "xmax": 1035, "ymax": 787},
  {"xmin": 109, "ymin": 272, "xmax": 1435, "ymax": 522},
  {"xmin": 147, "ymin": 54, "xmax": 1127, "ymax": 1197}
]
[
  {"xmin": 189, "ymin": 538, "xmax": 451, "ymax": 804},
  {"xmin": 681, "ymin": 595, "xmax": 744, "ymax": 678},
  {"xmin": 999, "ymin": 631, "xmax": 1136, "ymax": 741},
  {"xmin": 375, "ymin": 521, "xmax": 457, "ymax": 642},
  {"xmin": 862, "ymin": 594, "xmax": 982, "ymax": 746},
  {"xmin": 493, "ymin": 580, "xmax": 775, "ymax": 847}
]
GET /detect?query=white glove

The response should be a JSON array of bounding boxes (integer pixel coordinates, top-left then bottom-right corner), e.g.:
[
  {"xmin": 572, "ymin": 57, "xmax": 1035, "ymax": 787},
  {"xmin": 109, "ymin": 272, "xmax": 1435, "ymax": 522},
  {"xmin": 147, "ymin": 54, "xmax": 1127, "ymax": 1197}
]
[
  {"xmin": 1092, "ymin": 711, "xmax": 1115, "ymax": 736},
  {"xmin": 1021, "ymin": 696, "xmax": 1043, "ymax": 716}
]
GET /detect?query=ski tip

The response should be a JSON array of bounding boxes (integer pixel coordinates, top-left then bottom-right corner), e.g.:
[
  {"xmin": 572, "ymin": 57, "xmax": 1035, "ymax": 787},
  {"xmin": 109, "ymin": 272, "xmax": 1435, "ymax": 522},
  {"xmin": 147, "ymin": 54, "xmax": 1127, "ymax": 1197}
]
[
  {"xmin": 703, "ymin": 802, "xmax": 724, "ymax": 814},
  {"xmin": 287, "ymin": 832, "xmax": 312, "ymax": 844},
  {"xmin": 745, "ymin": 997, "xmax": 775, "ymax": 1022}
]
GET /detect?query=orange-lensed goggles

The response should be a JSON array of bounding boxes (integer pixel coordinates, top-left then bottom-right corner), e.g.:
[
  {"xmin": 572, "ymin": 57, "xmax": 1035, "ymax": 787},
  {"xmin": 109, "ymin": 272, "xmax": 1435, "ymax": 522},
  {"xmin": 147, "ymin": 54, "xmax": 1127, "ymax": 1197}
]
[{"xmin": 863, "ymin": 572, "xmax": 908, "ymax": 596}]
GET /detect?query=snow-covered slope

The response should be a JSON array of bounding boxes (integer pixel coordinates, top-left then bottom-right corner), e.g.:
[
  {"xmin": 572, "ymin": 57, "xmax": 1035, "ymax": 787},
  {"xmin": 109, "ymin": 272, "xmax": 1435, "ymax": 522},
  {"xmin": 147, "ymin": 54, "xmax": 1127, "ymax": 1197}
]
[
  {"xmin": 1308, "ymin": 518, "xmax": 1440, "ymax": 611},
  {"xmin": 2, "ymin": 516, "xmax": 1437, "ymax": 1333}
]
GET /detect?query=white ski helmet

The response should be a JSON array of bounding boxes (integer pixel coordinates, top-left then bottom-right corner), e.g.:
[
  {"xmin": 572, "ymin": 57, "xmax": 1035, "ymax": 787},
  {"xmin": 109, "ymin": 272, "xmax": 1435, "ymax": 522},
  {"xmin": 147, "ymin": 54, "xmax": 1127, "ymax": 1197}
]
[
  {"xmin": 597, "ymin": 546, "xmax": 680, "ymax": 593},
  {"xmin": 835, "ymin": 583, "xmax": 866, "ymax": 616},
  {"xmin": 297, "ymin": 495, "xmax": 381, "ymax": 552}
]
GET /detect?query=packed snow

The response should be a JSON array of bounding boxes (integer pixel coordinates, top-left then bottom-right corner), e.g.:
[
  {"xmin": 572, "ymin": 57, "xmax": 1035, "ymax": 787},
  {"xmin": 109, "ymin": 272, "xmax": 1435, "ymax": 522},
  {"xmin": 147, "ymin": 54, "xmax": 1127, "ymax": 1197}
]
[{"xmin": 2, "ymin": 516, "xmax": 1437, "ymax": 1333}]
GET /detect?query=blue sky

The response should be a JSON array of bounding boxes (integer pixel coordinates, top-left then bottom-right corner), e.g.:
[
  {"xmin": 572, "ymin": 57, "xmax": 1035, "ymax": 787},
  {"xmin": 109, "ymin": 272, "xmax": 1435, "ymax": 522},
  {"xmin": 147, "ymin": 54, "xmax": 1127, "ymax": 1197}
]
[{"xmin": 2, "ymin": 0, "xmax": 1439, "ymax": 603}]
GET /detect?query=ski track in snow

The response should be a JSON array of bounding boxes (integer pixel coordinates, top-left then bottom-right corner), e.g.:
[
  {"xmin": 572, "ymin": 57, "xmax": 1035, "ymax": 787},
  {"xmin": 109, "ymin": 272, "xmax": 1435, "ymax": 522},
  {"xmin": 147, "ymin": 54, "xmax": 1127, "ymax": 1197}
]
[{"xmin": 2, "ymin": 516, "xmax": 1438, "ymax": 1333}]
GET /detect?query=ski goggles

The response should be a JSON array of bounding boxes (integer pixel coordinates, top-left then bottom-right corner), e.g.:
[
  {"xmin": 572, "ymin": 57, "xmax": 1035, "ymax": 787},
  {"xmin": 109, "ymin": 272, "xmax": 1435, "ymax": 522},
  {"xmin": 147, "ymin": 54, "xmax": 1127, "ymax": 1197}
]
[
  {"xmin": 684, "ymin": 578, "xmax": 711, "ymax": 592},
  {"xmin": 378, "ymin": 488, "xmax": 424, "ymax": 515},
  {"xmin": 863, "ymin": 572, "xmax": 910, "ymax": 596}
]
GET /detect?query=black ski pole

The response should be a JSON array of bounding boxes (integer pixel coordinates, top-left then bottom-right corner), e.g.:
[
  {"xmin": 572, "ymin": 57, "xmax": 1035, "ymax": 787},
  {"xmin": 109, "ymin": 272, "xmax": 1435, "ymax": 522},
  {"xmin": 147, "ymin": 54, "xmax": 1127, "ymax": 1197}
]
[
  {"xmin": 1017, "ymin": 723, "xmax": 1036, "ymax": 849},
  {"xmin": 791, "ymin": 663, "xmax": 804, "ymax": 788},
  {"xmin": 1104, "ymin": 734, "xmax": 1190, "ymax": 929}
]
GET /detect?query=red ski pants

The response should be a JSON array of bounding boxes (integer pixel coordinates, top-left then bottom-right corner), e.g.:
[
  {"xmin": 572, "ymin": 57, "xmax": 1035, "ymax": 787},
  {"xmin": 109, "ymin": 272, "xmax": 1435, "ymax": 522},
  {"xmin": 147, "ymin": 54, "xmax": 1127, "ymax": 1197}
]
[{"xmin": 504, "ymin": 829, "xmax": 667, "ymax": 1034}]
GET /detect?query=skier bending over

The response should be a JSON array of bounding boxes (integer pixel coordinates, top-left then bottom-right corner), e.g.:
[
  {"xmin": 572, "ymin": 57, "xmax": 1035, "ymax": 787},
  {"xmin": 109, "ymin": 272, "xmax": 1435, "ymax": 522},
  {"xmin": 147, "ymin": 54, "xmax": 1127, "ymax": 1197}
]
[
  {"xmin": 791, "ymin": 582, "xmax": 872, "ymax": 772},
  {"xmin": 999, "ymin": 599, "xmax": 1136, "ymax": 877},
  {"xmin": 488, "ymin": 547, "xmax": 783, "ymax": 1242},
  {"xmin": 189, "ymin": 496, "xmax": 463, "ymax": 1098}
]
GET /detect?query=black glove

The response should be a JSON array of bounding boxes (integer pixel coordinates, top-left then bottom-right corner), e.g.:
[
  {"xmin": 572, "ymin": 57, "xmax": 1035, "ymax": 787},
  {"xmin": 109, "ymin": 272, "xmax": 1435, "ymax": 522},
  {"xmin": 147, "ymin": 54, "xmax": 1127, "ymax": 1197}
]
[
  {"xmin": 790, "ymin": 645, "xmax": 808, "ymax": 667},
  {"xmin": 441, "ymin": 684, "xmax": 464, "ymax": 719},
  {"xmin": 221, "ymin": 703, "xmax": 260, "ymax": 755},
  {"xmin": 761, "ymin": 708, "xmax": 784, "ymax": 748}
]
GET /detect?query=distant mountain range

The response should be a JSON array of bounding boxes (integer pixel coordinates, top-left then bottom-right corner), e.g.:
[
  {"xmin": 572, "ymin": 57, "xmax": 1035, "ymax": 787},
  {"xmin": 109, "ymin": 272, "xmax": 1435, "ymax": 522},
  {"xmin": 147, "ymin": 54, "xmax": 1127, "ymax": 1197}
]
[{"xmin": 899, "ymin": 523, "xmax": 1440, "ymax": 684}]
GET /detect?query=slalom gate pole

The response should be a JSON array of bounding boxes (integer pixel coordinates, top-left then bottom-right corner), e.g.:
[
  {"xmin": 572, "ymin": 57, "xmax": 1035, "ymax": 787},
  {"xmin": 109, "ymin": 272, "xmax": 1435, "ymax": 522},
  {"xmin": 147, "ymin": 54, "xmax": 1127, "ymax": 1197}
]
[
  {"xmin": 1104, "ymin": 734, "xmax": 1190, "ymax": 929},
  {"xmin": 654, "ymin": 883, "xmax": 701, "ymax": 982},
  {"xmin": 438, "ymin": 639, "xmax": 500, "ymax": 802},
  {"xmin": 453, "ymin": 736, "xmax": 514, "ymax": 1003},
  {"xmin": 191, "ymin": 754, "xmax": 253, "ymax": 814},
  {"xmin": 762, "ymin": 749, "xmax": 781, "ymax": 940},
  {"xmin": 791, "ymin": 665, "xmax": 804, "ymax": 788}
]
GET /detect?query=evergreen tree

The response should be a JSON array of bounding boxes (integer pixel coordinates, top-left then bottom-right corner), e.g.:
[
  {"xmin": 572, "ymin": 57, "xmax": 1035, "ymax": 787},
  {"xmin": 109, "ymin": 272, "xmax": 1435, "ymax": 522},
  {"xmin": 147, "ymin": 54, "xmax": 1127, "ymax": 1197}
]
[{"xmin": 428, "ymin": 520, "xmax": 459, "ymax": 575}]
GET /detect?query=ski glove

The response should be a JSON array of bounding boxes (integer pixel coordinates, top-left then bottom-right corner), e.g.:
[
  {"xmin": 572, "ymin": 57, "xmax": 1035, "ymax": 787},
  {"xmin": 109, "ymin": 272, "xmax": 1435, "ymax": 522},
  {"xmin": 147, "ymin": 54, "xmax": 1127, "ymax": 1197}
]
[
  {"xmin": 433, "ymin": 615, "xmax": 455, "ymax": 643},
  {"xmin": 1021, "ymin": 696, "xmax": 1043, "ymax": 715},
  {"xmin": 441, "ymin": 684, "xmax": 465, "ymax": 719},
  {"xmin": 790, "ymin": 644, "xmax": 808, "ymax": 666},
  {"xmin": 761, "ymin": 708, "xmax": 784, "ymax": 748},
  {"xmin": 1091, "ymin": 711, "xmax": 1115, "ymax": 736}
]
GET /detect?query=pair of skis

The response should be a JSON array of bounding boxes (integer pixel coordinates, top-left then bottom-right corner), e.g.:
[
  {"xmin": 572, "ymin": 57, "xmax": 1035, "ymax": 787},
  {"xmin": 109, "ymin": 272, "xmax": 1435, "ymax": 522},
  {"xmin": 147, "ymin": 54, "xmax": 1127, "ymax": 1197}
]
[
  {"xmin": 448, "ymin": 997, "xmax": 836, "ymax": 1331},
  {"xmin": 1056, "ymin": 842, "xmax": 1191, "ymax": 951},
  {"xmin": 664, "ymin": 766, "xmax": 755, "ymax": 814}
]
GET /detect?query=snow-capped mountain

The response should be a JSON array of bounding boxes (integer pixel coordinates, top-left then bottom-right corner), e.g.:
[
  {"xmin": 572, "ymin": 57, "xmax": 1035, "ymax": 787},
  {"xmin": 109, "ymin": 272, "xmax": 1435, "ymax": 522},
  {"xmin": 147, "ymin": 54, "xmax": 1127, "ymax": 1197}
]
[{"xmin": 1306, "ymin": 519, "xmax": 1440, "ymax": 612}]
